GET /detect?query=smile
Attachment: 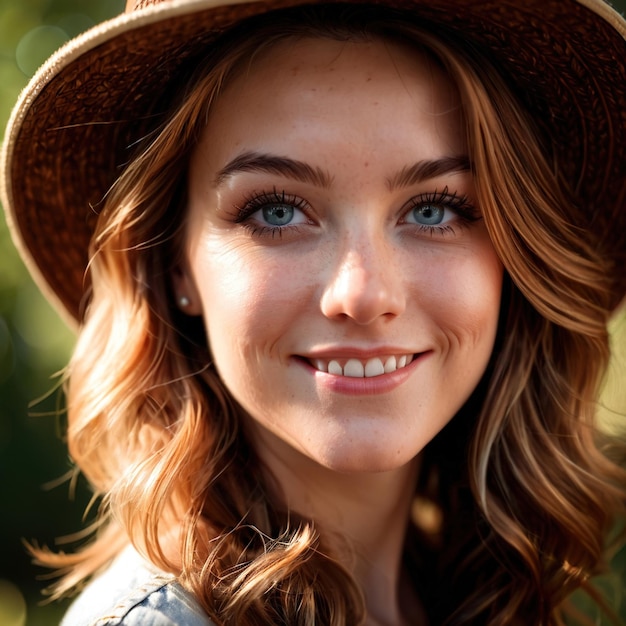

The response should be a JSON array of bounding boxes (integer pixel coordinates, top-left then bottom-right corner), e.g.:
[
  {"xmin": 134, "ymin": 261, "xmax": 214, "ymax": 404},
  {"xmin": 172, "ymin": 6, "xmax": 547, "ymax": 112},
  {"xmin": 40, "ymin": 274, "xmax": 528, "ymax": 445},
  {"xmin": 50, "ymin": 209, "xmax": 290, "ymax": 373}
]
[{"xmin": 310, "ymin": 354, "xmax": 414, "ymax": 378}]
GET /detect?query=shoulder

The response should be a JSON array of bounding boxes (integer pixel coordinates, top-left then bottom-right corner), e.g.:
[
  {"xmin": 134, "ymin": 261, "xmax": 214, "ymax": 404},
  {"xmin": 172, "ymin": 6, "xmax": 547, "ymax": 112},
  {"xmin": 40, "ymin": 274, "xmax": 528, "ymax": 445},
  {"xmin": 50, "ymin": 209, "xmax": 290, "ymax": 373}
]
[{"xmin": 61, "ymin": 546, "xmax": 215, "ymax": 626}]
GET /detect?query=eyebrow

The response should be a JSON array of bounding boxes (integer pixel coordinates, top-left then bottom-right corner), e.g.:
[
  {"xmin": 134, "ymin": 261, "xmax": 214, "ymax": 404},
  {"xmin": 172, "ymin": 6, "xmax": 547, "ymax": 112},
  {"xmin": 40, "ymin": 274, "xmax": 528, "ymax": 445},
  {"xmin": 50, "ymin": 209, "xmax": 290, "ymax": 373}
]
[
  {"xmin": 214, "ymin": 151, "xmax": 333, "ymax": 188},
  {"xmin": 386, "ymin": 155, "xmax": 471, "ymax": 191},
  {"xmin": 214, "ymin": 151, "xmax": 471, "ymax": 190}
]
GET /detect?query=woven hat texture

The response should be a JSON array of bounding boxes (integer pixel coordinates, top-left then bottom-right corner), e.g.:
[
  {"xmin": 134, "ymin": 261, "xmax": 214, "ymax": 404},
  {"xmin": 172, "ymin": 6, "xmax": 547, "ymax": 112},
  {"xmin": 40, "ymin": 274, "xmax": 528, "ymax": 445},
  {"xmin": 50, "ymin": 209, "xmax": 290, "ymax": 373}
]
[{"xmin": 1, "ymin": 0, "xmax": 626, "ymax": 324}]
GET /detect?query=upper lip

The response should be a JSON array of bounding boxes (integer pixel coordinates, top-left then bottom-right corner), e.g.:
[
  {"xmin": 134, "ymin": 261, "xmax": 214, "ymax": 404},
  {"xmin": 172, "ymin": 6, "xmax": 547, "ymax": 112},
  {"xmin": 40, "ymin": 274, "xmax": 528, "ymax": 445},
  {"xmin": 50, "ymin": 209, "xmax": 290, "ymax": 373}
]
[{"xmin": 300, "ymin": 346, "xmax": 419, "ymax": 360}]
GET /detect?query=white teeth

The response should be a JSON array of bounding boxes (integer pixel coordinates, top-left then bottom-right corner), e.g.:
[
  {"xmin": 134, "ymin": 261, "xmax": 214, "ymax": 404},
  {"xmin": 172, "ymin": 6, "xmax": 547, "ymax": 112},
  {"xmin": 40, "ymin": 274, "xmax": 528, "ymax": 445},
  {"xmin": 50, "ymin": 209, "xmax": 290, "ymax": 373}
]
[
  {"xmin": 314, "ymin": 354, "xmax": 413, "ymax": 378},
  {"xmin": 364, "ymin": 357, "xmax": 385, "ymax": 377},
  {"xmin": 344, "ymin": 359, "xmax": 365, "ymax": 377},
  {"xmin": 383, "ymin": 356, "xmax": 397, "ymax": 373},
  {"xmin": 314, "ymin": 359, "xmax": 327, "ymax": 373},
  {"xmin": 328, "ymin": 360, "xmax": 343, "ymax": 375}
]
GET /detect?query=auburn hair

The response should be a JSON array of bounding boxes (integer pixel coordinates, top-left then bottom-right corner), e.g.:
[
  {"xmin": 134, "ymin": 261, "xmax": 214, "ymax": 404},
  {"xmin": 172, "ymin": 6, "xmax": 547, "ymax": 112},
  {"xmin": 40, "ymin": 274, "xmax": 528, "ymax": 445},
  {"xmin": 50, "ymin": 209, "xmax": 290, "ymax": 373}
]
[{"xmin": 34, "ymin": 5, "xmax": 625, "ymax": 624}]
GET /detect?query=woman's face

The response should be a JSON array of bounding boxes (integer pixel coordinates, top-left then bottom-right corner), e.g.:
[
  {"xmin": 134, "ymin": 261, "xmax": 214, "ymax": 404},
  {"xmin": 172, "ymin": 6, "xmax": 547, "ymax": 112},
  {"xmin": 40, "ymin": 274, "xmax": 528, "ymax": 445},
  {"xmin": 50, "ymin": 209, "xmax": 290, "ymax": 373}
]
[{"xmin": 179, "ymin": 36, "xmax": 503, "ymax": 474}]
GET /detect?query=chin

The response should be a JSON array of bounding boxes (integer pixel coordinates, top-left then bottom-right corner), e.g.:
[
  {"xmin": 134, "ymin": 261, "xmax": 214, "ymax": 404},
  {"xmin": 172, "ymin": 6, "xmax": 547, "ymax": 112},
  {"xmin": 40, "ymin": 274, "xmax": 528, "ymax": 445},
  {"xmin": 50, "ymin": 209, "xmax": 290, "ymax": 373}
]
[{"xmin": 314, "ymin": 443, "xmax": 420, "ymax": 475}]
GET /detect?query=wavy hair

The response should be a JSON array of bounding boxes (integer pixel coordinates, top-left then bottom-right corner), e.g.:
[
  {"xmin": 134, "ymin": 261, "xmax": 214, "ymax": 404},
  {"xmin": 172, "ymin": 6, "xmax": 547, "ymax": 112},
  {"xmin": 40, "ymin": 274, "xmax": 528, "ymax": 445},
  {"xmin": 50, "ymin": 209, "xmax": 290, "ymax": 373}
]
[{"xmin": 34, "ymin": 5, "xmax": 626, "ymax": 624}]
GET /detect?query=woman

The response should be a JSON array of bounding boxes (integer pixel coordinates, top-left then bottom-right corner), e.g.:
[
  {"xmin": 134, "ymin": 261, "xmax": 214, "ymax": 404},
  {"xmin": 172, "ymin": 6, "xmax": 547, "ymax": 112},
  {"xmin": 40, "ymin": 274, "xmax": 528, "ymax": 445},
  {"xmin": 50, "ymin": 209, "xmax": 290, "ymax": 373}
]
[{"xmin": 2, "ymin": 0, "xmax": 625, "ymax": 624}]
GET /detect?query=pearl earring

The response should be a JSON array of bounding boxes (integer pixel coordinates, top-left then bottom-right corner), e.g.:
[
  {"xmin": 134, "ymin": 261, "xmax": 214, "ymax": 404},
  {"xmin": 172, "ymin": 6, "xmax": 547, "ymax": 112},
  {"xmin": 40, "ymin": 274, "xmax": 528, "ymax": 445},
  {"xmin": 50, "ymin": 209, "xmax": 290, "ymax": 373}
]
[{"xmin": 178, "ymin": 295, "xmax": 190, "ymax": 308}]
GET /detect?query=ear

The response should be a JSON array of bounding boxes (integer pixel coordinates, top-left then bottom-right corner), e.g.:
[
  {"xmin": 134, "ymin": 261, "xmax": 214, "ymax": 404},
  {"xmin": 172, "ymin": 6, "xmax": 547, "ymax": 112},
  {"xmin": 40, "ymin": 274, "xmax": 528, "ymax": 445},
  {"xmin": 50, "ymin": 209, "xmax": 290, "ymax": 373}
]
[{"xmin": 171, "ymin": 264, "xmax": 203, "ymax": 316}]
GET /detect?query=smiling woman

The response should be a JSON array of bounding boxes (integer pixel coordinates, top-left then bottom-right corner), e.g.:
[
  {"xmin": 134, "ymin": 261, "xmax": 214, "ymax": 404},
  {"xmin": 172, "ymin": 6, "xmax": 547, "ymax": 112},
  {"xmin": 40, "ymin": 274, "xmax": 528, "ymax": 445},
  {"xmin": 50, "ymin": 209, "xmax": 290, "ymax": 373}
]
[
  {"xmin": 175, "ymin": 36, "xmax": 502, "ymax": 478},
  {"xmin": 1, "ymin": 1, "xmax": 626, "ymax": 625}
]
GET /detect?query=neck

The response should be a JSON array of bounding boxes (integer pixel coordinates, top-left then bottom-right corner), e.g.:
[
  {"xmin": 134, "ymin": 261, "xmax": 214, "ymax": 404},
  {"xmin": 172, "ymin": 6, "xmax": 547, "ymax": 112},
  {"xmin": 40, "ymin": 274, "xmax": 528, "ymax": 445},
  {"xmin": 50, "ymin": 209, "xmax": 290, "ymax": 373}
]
[{"xmin": 256, "ymin": 439, "xmax": 423, "ymax": 624}]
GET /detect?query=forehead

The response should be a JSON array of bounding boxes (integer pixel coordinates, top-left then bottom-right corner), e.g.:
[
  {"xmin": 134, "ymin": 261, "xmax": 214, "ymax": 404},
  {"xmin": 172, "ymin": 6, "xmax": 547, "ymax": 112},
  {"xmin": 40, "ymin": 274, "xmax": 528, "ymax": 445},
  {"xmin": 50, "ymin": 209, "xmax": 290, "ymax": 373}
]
[
  {"xmin": 222, "ymin": 34, "xmax": 458, "ymax": 105},
  {"xmin": 196, "ymin": 36, "xmax": 464, "ymax": 166}
]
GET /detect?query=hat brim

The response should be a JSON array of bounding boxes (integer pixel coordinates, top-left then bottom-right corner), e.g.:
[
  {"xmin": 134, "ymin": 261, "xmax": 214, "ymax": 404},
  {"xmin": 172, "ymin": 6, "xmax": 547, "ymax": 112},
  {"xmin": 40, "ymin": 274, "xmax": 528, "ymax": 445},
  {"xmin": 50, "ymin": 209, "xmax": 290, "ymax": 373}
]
[{"xmin": 2, "ymin": 0, "xmax": 626, "ymax": 326}]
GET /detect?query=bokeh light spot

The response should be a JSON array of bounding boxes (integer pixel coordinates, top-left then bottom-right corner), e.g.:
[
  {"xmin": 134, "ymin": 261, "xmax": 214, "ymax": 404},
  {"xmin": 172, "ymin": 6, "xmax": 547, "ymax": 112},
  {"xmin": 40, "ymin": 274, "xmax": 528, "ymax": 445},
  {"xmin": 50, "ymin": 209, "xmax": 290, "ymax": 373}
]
[
  {"xmin": 16, "ymin": 25, "xmax": 69, "ymax": 77},
  {"xmin": 0, "ymin": 579, "xmax": 27, "ymax": 626}
]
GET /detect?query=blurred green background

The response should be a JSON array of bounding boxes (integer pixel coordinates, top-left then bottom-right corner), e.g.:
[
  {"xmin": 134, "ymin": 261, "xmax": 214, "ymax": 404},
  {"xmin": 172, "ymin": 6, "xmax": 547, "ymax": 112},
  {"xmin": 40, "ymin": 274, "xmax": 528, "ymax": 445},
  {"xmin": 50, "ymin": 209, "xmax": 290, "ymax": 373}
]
[
  {"xmin": 1, "ymin": 3, "xmax": 125, "ymax": 625},
  {"xmin": 0, "ymin": 0, "xmax": 625, "ymax": 625}
]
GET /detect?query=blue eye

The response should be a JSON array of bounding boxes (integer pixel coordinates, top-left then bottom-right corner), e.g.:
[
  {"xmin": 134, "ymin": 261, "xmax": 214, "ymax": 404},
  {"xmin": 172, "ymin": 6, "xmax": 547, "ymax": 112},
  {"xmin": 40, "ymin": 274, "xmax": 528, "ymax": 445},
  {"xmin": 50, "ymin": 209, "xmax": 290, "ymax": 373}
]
[
  {"xmin": 402, "ymin": 188, "xmax": 479, "ymax": 234},
  {"xmin": 412, "ymin": 204, "xmax": 445, "ymax": 225},
  {"xmin": 235, "ymin": 190, "xmax": 311, "ymax": 237},
  {"xmin": 262, "ymin": 204, "xmax": 295, "ymax": 226}
]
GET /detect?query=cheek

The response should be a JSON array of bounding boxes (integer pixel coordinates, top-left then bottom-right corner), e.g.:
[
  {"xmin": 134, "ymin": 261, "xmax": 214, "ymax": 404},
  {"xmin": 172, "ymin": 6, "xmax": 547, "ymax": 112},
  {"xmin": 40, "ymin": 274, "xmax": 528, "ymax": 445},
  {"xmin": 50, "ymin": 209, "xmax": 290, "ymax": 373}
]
[
  {"xmin": 427, "ymin": 245, "xmax": 503, "ymax": 348},
  {"xmin": 458, "ymin": 253, "xmax": 503, "ymax": 352},
  {"xmin": 190, "ymin": 243, "xmax": 313, "ymax": 355}
]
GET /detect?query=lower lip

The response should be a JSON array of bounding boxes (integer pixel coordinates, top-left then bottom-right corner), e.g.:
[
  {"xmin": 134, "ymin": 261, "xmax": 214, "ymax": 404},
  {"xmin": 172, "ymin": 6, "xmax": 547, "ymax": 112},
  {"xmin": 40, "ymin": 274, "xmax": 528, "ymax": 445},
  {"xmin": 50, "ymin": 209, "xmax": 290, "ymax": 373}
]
[{"xmin": 298, "ymin": 353, "xmax": 430, "ymax": 396}]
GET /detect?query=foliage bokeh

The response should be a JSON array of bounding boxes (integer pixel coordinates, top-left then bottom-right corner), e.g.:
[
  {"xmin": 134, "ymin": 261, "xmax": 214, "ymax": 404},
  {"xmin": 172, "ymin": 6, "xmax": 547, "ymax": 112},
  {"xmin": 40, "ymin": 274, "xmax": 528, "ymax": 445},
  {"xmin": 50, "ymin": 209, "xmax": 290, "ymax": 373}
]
[
  {"xmin": 1, "ymin": 3, "xmax": 124, "ymax": 625},
  {"xmin": 0, "ymin": 0, "xmax": 624, "ymax": 625}
]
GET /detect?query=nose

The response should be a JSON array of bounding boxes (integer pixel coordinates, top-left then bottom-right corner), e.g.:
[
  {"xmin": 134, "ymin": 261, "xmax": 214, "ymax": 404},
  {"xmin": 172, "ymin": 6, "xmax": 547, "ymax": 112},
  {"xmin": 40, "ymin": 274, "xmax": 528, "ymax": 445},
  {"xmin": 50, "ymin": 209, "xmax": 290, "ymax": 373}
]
[{"xmin": 320, "ymin": 236, "xmax": 406, "ymax": 325}]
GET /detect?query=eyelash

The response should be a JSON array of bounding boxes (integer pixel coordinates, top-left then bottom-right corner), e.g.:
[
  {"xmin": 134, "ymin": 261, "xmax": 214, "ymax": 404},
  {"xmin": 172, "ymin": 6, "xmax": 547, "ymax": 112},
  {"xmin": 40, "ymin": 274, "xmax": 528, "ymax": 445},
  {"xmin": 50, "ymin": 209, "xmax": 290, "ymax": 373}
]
[
  {"xmin": 234, "ymin": 187, "xmax": 480, "ymax": 238},
  {"xmin": 234, "ymin": 189, "xmax": 310, "ymax": 238},
  {"xmin": 402, "ymin": 188, "xmax": 481, "ymax": 236}
]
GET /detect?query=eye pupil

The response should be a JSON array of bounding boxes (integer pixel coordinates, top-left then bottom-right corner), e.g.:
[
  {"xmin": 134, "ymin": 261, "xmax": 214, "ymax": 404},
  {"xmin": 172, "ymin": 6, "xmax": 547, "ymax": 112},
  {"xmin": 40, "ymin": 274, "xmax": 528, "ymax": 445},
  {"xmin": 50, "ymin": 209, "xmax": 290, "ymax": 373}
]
[
  {"xmin": 414, "ymin": 204, "xmax": 444, "ymax": 225},
  {"xmin": 263, "ymin": 204, "xmax": 294, "ymax": 226}
]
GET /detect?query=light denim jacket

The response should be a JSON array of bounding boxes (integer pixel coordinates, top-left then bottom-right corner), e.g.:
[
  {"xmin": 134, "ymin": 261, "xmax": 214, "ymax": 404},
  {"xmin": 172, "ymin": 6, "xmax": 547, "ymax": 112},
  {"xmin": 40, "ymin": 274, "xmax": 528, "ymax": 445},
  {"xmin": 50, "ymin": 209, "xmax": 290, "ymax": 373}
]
[{"xmin": 61, "ymin": 546, "xmax": 215, "ymax": 626}]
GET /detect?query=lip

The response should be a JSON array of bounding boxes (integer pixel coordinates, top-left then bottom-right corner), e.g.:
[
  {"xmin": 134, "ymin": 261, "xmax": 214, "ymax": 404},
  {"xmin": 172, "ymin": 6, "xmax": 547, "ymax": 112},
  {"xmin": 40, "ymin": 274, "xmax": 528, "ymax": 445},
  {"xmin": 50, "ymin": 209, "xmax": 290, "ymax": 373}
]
[{"xmin": 295, "ymin": 349, "xmax": 431, "ymax": 396}]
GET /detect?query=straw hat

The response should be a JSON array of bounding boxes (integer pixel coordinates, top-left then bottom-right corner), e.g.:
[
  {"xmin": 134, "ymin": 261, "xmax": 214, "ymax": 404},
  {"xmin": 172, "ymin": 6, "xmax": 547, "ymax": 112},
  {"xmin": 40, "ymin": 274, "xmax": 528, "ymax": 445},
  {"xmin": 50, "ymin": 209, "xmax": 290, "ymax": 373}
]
[{"xmin": 1, "ymin": 0, "xmax": 626, "ymax": 325}]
